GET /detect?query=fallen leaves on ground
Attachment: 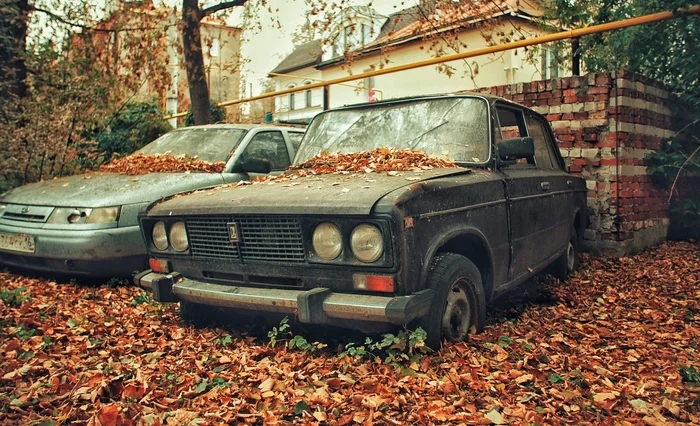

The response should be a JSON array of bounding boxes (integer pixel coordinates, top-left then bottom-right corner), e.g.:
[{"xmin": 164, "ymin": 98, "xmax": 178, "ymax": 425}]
[
  {"xmin": 99, "ymin": 154, "xmax": 225, "ymax": 175},
  {"xmin": 0, "ymin": 241, "xmax": 698, "ymax": 425}
]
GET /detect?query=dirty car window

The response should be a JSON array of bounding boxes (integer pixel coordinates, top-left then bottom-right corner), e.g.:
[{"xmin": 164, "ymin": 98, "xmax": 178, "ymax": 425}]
[
  {"xmin": 295, "ymin": 97, "xmax": 489, "ymax": 164},
  {"xmin": 137, "ymin": 128, "xmax": 248, "ymax": 163}
]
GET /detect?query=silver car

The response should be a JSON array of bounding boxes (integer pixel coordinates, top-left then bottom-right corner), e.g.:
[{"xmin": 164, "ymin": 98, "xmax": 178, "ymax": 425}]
[{"xmin": 0, "ymin": 124, "xmax": 305, "ymax": 277}]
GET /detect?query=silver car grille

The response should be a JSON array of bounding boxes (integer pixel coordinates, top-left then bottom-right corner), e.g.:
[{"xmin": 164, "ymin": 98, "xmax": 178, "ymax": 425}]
[{"xmin": 187, "ymin": 215, "xmax": 305, "ymax": 263}]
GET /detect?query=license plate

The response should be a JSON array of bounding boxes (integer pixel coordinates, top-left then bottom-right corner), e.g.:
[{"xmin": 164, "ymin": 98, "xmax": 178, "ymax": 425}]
[{"xmin": 0, "ymin": 233, "xmax": 35, "ymax": 253}]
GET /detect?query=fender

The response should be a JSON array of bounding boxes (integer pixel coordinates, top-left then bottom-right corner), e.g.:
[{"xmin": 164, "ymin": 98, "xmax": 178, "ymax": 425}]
[{"xmin": 418, "ymin": 225, "xmax": 495, "ymax": 299}]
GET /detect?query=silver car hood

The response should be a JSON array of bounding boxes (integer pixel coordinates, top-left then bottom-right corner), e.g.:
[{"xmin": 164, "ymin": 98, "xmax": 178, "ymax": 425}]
[{"xmin": 0, "ymin": 172, "xmax": 230, "ymax": 208}]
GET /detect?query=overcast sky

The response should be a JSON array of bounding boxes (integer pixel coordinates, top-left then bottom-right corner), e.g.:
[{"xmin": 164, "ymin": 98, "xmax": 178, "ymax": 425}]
[{"xmin": 232, "ymin": 0, "xmax": 415, "ymax": 96}]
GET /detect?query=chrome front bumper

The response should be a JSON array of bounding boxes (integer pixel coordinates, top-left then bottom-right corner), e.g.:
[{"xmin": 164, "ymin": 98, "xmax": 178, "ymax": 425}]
[{"xmin": 135, "ymin": 271, "xmax": 433, "ymax": 326}]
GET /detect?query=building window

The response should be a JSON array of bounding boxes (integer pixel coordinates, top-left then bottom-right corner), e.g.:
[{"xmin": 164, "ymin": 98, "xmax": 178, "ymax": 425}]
[
  {"xmin": 286, "ymin": 84, "xmax": 296, "ymax": 111},
  {"xmin": 210, "ymin": 39, "xmax": 220, "ymax": 57},
  {"xmin": 303, "ymin": 81, "xmax": 312, "ymax": 108},
  {"xmin": 541, "ymin": 47, "xmax": 559, "ymax": 79}
]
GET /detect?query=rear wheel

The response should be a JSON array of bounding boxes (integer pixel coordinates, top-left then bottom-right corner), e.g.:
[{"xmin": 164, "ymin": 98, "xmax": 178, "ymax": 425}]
[
  {"xmin": 551, "ymin": 228, "xmax": 579, "ymax": 280},
  {"xmin": 417, "ymin": 253, "xmax": 486, "ymax": 349}
]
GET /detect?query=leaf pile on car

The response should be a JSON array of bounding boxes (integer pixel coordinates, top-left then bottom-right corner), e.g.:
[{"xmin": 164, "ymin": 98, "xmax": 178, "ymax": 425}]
[
  {"xmin": 99, "ymin": 153, "xmax": 225, "ymax": 175},
  {"xmin": 290, "ymin": 148, "xmax": 458, "ymax": 175},
  {"xmin": 1, "ymin": 241, "xmax": 698, "ymax": 425}
]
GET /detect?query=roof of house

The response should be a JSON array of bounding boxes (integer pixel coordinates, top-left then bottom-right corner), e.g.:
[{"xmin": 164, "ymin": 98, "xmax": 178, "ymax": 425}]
[
  {"xmin": 270, "ymin": 39, "xmax": 324, "ymax": 75},
  {"xmin": 366, "ymin": 0, "xmax": 542, "ymax": 49},
  {"xmin": 270, "ymin": 0, "xmax": 542, "ymax": 75}
]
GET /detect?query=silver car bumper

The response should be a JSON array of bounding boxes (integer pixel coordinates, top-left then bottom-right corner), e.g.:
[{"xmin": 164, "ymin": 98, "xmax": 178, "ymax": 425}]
[
  {"xmin": 135, "ymin": 271, "xmax": 433, "ymax": 326},
  {"xmin": 0, "ymin": 222, "xmax": 146, "ymax": 276}
]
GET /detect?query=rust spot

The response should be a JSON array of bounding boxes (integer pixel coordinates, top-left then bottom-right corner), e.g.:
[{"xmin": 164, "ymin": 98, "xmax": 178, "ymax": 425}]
[{"xmin": 404, "ymin": 217, "xmax": 415, "ymax": 229}]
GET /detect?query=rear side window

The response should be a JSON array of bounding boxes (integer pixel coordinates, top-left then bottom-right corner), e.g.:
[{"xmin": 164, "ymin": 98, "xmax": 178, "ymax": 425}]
[{"xmin": 525, "ymin": 115, "xmax": 555, "ymax": 170}]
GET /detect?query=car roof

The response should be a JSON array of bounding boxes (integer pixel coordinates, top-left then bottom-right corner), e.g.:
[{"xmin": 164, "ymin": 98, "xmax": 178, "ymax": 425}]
[
  {"xmin": 171, "ymin": 124, "xmax": 306, "ymax": 132},
  {"xmin": 331, "ymin": 92, "xmax": 525, "ymax": 111}
]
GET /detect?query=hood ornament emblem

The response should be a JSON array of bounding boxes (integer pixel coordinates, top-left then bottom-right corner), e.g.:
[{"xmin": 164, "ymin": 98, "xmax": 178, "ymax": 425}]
[{"xmin": 20, "ymin": 206, "xmax": 30, "ymax": 214}]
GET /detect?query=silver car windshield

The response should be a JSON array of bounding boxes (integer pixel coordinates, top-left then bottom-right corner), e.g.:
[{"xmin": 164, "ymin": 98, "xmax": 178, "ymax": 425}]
[
  {"xmin": 137, "ymin": 128, "xmax": 248, "ymax": 163},
  {"xmin": 295, "ymin": 97, "xmax": 489, "ymax": 165}
]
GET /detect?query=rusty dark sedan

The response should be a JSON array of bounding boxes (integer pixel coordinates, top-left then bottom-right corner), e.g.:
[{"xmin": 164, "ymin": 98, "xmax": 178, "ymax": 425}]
[{"xmin": 135, "ymin": 94, "xmax": 587, "ymax": 347}]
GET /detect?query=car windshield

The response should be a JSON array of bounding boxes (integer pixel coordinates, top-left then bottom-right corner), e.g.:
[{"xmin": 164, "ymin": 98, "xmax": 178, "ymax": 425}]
[
  {"xmin": 295, "ymin": 97, "xmax": 490, "ymax": 165},
  {"xmin": 137, "ymin": 128, "xmax": 248, "ymax": 163}
]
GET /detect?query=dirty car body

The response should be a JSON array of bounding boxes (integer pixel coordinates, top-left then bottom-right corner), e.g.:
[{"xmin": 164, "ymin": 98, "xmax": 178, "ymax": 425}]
[
  {"xmin": 0, "ymin": 124, "xmax": 305, "ymax": 277},
  {"xmin": 136, "ymin": 95, "xmax": 587, "ymax": 346}
]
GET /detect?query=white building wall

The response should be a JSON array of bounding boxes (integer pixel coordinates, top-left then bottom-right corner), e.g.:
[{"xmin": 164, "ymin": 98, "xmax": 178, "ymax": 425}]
[{"xmin": 271, "ymin": 20, "xmax": 562, "ymax": 121}]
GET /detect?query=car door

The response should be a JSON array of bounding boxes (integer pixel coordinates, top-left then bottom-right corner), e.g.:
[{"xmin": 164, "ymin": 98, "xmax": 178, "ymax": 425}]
[
  {"xmin": 523, "ymin": 113, "xmax": 574, "ymax": 256},
  {"xmin": 495, "ymin": 104, "xmax": 564, "ymax": 279}
]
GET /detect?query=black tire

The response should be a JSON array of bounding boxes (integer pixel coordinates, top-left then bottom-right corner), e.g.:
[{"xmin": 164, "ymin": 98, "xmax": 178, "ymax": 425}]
[
  {"xmin": 179, "ymin": 301, "xmax": 213, "ymax": 327},
  {"xmin": 551, "ymin": 228, "xmax": 579, "ymax": 281},
  {"xmin": 417, "ymin": 253, "xmax": 486, "ymax": 349}
]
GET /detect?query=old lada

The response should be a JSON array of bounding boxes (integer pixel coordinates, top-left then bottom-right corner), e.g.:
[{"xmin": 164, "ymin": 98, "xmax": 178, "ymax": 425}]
[{"xmin": 135, "ymin": 94, "xmax": 587, "ymax": 347}]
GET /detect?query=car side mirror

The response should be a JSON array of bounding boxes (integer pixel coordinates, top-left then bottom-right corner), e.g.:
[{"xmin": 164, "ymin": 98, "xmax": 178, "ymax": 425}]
[
  {"xmin": 235, "ymin": 157, "xmax": 271, "ymax": 174},
  {"xmin": 498, "ymin": 137, "xmax": 534, "ymax": 164}
]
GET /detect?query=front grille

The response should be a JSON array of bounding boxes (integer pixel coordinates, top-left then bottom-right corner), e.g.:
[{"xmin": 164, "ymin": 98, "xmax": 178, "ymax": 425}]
[
  {"xmin": 186, "ymin": 215, "xmax": 305, "ymax": 263},
  {"xmin": 238, "ymin": 216, "xmax": 305, "ymax": 262},
  {"xmin": 188, "ymin": 217, "xmax": 240, "ymax": 259},
  {"xmin": 2, "ymin": 212, "xmax": 47, "ymax": 222}
]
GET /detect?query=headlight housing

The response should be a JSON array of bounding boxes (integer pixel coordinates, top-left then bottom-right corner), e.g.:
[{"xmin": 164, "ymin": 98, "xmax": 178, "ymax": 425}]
[
  {"xmin": 0, "ymin": 203, "xmax": 6, "ymax": 217},
  {"xmin": 350, "ymin": 224, "xmax": 384, "ymax": 263},
  {"xmin": 47, "ymin": 206, "xmax": 120, "ymax": 224},
  {"xmin": 312, "ymin": 222, "xmax": 343, "ymax": 260},
  {"xmin": 169, "ymin": 221, "xmax": 189, "ymax": 252},
  {"xmin": 152, "ymin": 221, "xmax": 169, "ymax": 251}
]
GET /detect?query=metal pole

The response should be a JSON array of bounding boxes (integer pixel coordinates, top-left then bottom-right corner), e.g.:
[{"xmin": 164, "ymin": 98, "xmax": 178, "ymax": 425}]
[
  {"xmin": 323, "ymin": 85, "xmax": 330, "ymax": 111},
  {"xmin": 164, "ymin": 6, "xmax": 700, "ymax": 119}
]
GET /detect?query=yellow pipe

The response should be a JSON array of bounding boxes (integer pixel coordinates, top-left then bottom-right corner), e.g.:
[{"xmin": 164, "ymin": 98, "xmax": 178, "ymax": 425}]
[{"xmin": 166, "ymin": 6, "xmax": 699, "ymax": 119}]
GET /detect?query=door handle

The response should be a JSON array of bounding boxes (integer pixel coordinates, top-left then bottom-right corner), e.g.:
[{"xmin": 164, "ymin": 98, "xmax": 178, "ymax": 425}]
[{"xmin": 540, "ymin": 181, "xmax": 550, "ymax": 191}]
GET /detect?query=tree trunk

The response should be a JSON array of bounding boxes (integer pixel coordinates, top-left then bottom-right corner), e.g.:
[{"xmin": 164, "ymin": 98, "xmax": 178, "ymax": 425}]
[
  {"xmin": 182, "ymin": 0, "xmax": 212, "ymax": 125},
  {"xmin": 0, "ymin": 0, "xmax": 29, "ymax": 100}
]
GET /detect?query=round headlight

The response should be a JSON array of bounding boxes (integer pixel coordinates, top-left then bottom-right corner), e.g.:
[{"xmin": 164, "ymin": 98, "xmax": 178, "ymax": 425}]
[
  {"xmin": 312, "ymin": 222, "xmax": 342, "ymax": 260},
  {"xmin": 152, "ymin": 221, "xmax": 168, "ymax": 251},
  {"xmin": 351, "ymin": 224, "xmax": 384, "ymax": 263},
  {"xmin": 169, "ymin": 221, "xmax": 189, "ymax": 252}
]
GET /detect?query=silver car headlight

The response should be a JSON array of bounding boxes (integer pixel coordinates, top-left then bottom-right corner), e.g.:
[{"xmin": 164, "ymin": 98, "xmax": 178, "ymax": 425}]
[
  {"xmin": 152, "ymin": 221, "xmax": 169, "ymax": 251},
  {"xmin": 350, "ymin": 224, "xmax": 384, "ymax": 263},
  {"xmin": 169, "ymin": 221, "xmax": 189, "ymax": 252},
  {"xmin": 47, "ymin": 206, "xmax": 120, "ymax": 224},
  {"xmin": 312, "ymin": 222, "xmax": 342, "ymax": 260},
  {"xmin": 0, "ymin": 203, "xmax": 6, "ymax": 217}
]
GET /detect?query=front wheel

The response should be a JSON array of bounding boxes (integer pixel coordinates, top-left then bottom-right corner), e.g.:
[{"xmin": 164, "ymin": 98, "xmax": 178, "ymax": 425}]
[{"xmin": 417, "ymin": 253, "xmax": 486, "ymax": 349}]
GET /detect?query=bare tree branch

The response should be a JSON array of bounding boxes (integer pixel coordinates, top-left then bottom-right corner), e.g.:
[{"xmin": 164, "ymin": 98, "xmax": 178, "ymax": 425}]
[
  {"xmin": 200, "ymin": 0, "xmax": 248, "ymax": 19},
  {"xmin": 30, "ymin": 6, "xmax": 167, "ymax": 32}
]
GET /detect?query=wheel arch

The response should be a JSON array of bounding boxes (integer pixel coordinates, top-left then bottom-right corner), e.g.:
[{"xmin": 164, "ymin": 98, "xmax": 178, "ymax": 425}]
[{"xmin": 420, "ymin": 227, "xmax": 495, "ymax": 302}]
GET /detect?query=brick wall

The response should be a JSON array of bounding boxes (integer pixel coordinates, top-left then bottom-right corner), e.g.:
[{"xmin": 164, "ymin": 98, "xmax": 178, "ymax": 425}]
[{"xmin": 480, "ymin": 71, "xmax": 682, "ymax": 255}]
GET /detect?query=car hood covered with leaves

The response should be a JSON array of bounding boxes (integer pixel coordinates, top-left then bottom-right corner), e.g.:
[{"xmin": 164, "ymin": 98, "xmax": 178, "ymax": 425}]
[
  {"xmin": 0, "ymin": 172, "xmax": 235, "ymax": 208},
  {"xmin": 147, "ymin": 168, "xmax": 471, "ymax": 216}
]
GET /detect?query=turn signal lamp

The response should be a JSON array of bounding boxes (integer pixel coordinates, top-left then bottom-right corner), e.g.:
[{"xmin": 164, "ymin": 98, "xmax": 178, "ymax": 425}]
[
  {"xmin": 353, "ymin": 274, "xmax": 395, "ymax": 293},
  {"xmin": 149, "ymin": 258, "xmax": 171, "ymax": 273}
]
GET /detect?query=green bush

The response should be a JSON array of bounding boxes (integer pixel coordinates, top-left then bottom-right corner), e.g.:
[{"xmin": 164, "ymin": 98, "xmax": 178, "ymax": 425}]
[
  {"xmin": 97, "ymin": 101, "xmax": 172, "ymax": 162},
  {"xmin": 646, "ymin": 121, "xmax": 700, "ymax": 241},
  {"xmin": 184, "ymin": 103, "xmax": 226, "ymax": 126}
]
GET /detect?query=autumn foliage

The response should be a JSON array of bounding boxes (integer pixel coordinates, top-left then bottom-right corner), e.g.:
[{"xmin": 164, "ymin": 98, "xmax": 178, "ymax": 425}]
[
  {"xmin": 290, "ymin": 148, "xmax": 458, "ymax": 174},
  {"xmin": 1, "ymin": 241, "xmax": 698, "ymax": 424},
  {"xmin": 99, "ymin": 154, "xmax": 226, "ymax": 175}
]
